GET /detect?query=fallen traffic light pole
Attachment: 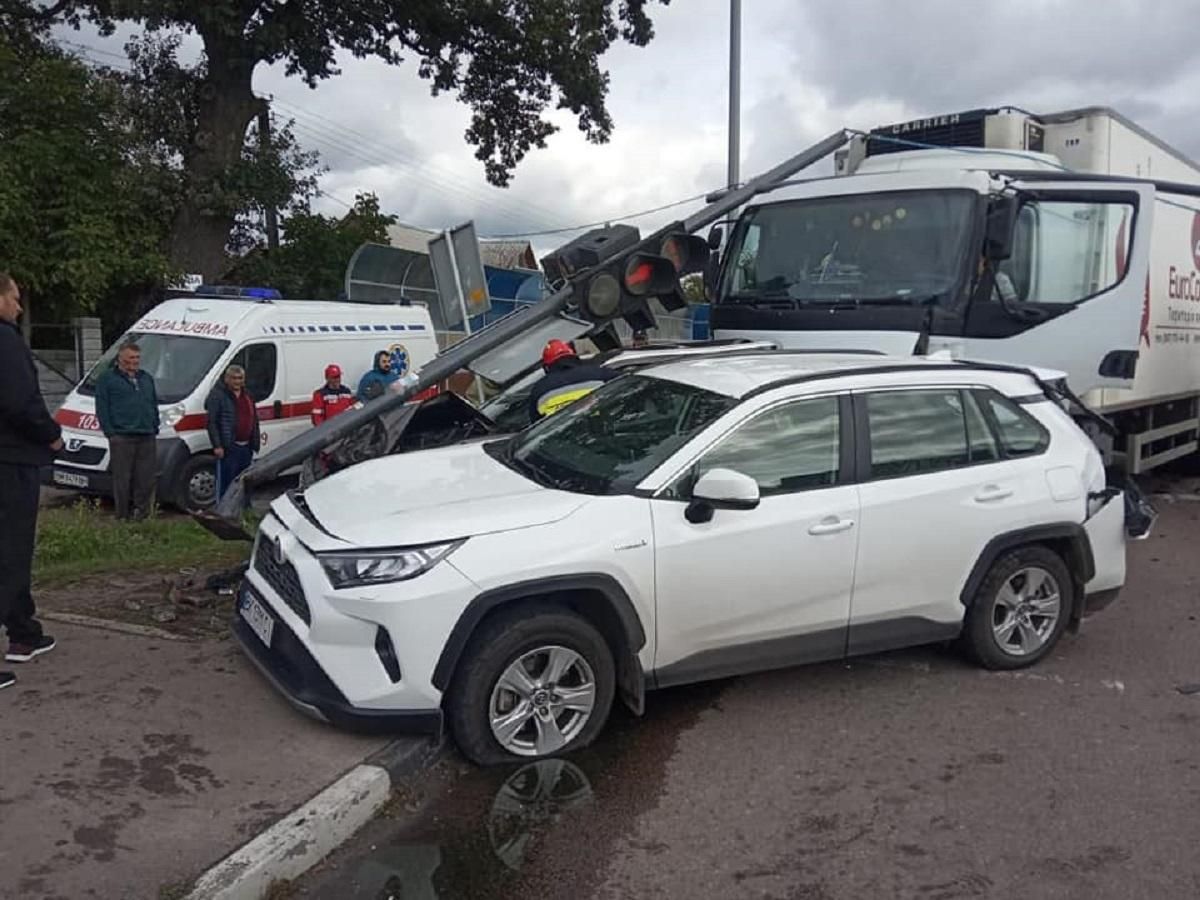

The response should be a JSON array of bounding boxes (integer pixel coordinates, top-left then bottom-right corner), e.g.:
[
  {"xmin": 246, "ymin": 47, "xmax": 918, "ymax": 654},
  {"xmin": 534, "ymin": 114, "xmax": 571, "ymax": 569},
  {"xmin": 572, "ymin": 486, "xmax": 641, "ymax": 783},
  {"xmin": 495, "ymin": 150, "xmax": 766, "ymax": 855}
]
[{"xmin": 200, "ymin": 130, "xmax": 851, "ymax": 536}]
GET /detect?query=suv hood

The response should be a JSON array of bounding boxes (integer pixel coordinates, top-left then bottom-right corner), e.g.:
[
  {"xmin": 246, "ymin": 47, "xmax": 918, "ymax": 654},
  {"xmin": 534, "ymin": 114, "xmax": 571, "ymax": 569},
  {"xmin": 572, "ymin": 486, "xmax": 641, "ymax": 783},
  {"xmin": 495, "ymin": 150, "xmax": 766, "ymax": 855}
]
[{"xmin": 300, "ymin": 441, "xmax": 587, "ymax": 547}]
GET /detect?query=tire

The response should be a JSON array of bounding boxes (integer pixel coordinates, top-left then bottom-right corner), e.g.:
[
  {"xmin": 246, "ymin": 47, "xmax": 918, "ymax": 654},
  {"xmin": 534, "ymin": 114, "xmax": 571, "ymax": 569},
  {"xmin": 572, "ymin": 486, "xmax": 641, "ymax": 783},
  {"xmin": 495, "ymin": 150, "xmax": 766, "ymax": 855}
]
[
  {"xmin": 961, "ymin": 545, "xmax": 1074, "ymax": 670},
  {"xmin": 173, "ymin": 454, "xmax": 218, "ymax": 511},
  {"xmin": 447, "ymin": 604, "xmax": 616, "ymax": 766}
]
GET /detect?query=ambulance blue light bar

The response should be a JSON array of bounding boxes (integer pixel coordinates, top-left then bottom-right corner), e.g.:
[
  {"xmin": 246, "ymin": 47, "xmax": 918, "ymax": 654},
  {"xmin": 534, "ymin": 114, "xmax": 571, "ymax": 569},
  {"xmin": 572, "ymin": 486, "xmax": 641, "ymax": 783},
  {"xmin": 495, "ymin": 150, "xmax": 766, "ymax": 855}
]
[{"xmin": 195, "ymin": 284, "xmax": 282, "ymax": 301}]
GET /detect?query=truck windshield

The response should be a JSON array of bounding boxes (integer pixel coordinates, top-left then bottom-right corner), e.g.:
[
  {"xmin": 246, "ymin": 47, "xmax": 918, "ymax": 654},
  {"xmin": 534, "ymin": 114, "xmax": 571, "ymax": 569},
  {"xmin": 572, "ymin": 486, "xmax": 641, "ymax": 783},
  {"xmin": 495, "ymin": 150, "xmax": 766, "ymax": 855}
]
[
  {"xmin": 490, "ymin": 374, "xmax": 736, "ymax": 495},
  {"xmin": 720, "ymin": 189, "xmax": 977, "ymax": 306},
  {"xmin": 78, "ymin": 332, "xmax": 231, "ymax": 404}
]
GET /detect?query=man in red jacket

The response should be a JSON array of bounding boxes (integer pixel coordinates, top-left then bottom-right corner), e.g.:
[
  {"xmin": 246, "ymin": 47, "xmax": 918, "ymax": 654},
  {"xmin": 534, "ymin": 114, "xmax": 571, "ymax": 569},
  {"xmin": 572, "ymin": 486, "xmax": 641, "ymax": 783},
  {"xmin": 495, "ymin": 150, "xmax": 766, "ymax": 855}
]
[{"xmin": 312, "ymin": 365, "xmax": 355, "ymax": 426}]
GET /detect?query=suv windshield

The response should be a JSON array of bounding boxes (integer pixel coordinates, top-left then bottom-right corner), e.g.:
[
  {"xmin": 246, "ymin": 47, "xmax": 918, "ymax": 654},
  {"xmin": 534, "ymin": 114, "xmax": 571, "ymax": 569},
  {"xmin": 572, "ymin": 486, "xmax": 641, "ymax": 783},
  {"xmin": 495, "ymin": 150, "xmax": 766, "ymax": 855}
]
[
  {"xmin": 479, "ymin": 369, "xmax": 542, "ymax": 432},
  {"xmin": 78, "ymin": 332, "xmax": 230, "ymax": 404},
  {"xmin": 493, "ymin": 375, "xmax": 736, "ymax": 494},
  {"xmin": 721, "ymin": 189, "xmax": 977, "ymax": 306}
]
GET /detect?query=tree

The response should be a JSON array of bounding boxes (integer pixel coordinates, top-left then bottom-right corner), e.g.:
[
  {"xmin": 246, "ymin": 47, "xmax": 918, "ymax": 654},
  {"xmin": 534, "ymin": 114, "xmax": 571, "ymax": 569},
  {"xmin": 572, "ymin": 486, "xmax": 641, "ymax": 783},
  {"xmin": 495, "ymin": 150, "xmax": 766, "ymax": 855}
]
[
  {"xmin": 8, "ymin": 0, "xmax": 668, "ymax": 281},
  {"xmin": 0, "ymin": 37, "xmax": 175, "ymax": 332},
  {"xmin": 226, "ymin": 193, "xmax": 396, "ymax": 300}
]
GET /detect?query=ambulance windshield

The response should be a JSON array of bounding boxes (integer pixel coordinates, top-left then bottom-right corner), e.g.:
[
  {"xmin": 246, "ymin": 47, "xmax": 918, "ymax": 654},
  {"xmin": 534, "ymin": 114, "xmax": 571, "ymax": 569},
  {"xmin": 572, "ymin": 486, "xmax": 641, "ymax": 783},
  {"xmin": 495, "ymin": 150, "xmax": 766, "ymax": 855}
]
[{"xmin": 78, "ymin": 332, "xmax": 231, "ymax": 403}]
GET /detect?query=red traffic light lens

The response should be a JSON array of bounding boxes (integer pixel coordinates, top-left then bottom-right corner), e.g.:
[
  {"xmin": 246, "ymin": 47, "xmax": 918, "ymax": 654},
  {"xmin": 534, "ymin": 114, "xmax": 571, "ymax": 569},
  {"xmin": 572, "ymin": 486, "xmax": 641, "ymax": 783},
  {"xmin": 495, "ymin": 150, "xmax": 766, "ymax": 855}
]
[
  {"xmin": 622, "ymin": 254, "xmax": 676, "ymax": 296},
  {"xmin": 660, "ymin": 236, "xmax": 687, "ymax": 272},
  {"xmin": 659, "ymin": 233, "xmax": 709, "ymax": 275},
  {"xmin": 626, "ymin": 261, "xmax": 656, "ymax": 290}
]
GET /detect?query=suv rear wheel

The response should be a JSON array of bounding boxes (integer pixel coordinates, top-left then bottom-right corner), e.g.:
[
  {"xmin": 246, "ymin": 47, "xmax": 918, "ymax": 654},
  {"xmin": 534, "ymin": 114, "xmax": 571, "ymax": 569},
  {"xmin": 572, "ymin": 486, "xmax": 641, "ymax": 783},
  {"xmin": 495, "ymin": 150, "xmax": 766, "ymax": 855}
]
[
  {"xmin": 962, "ymin": 545, "xmax": 1072, "ymax": 670},
  {"xmin": 447, "ymin": 605, "xmax": 616, "ymax": 765}
]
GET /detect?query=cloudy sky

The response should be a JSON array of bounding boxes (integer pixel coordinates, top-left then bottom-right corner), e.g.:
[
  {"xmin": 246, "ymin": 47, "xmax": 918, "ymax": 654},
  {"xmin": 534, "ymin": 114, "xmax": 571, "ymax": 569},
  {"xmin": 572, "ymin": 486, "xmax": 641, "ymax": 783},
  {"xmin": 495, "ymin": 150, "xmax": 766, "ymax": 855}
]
[{"xmin": 61, "ymin": 0, "xmax": 1200, "ymax": 254}]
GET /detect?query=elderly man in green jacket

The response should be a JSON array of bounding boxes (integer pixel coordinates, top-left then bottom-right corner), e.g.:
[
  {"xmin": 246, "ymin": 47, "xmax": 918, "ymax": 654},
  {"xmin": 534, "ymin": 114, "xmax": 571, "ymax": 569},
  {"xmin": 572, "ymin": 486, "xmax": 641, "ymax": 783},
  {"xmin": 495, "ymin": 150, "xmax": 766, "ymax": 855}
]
[{"xmin": 95, "ymin": 342, "xmax": 161, "ymax": 519}]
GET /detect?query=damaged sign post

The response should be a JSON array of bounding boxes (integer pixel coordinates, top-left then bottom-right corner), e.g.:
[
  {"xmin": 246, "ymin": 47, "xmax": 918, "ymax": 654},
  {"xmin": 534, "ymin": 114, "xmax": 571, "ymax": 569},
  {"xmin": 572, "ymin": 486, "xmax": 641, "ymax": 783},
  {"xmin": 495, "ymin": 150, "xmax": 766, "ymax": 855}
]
[
  {"xmin": 430, "ymin": 222, "xmax": 492, "ymax": 405},
  {"xmin": 195, "ymin": 130, "xmax": 851, "ymax": 540}
]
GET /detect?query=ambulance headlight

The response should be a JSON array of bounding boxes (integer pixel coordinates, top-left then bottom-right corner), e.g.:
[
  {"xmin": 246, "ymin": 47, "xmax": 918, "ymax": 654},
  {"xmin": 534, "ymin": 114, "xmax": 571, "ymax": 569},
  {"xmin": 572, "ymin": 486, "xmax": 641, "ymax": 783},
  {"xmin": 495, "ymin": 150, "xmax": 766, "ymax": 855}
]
[
  {"xmin": 162, "ymin": 404, "xmax": 186, "ymax": 427},
  {"xmin": 317, "ymin": 540, "xmax": 464, "ymax": 588}
]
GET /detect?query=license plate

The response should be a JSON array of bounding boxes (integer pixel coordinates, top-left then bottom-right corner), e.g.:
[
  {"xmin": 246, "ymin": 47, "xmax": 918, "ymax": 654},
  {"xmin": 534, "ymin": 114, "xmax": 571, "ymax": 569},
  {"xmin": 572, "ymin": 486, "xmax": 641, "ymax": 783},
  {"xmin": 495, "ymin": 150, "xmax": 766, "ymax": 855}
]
[
  {"xmin": 239, "ymin": 591, "xmax": 275, "ymax": 648},
  {"xmin": 52, "ymin": 470, "xmax": 89, "ymax": 488}
]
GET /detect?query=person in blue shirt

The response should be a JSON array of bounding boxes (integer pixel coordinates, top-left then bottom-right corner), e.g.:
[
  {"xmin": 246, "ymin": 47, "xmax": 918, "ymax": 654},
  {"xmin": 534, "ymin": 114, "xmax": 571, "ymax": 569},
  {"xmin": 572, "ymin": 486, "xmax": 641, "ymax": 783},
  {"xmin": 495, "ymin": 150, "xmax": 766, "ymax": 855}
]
[{"xmin": 357, "ymin": 349, "xmax": 400, "ymax": 402}]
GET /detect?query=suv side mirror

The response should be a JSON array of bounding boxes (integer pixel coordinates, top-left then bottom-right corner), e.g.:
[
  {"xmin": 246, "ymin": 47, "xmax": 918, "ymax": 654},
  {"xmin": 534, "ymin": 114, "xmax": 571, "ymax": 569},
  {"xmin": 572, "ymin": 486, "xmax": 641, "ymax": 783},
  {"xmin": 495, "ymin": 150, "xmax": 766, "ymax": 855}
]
[
  {"xmin": 984, "ymin": 195, "xmax": 1021, "ymax": 261},
  {"xmin": 686, "ymin": 468, "xmax": 760, "ymax": 523}
]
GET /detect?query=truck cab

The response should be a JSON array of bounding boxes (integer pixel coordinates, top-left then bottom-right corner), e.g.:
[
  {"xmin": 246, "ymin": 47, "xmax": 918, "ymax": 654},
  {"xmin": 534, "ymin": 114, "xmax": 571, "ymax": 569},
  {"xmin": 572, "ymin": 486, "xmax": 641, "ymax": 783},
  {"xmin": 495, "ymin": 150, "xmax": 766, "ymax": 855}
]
[{"xmin": 711, "ymin": 106, "xmax": 1200, "ymax": 472}]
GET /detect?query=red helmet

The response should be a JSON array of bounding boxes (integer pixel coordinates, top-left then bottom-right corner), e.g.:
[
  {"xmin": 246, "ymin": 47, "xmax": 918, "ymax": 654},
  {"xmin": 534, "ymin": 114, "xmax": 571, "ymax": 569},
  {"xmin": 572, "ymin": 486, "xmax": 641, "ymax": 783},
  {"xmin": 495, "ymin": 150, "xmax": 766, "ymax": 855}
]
[
  {"xmin": 542, "ymin": 339, "xmax": 576, "ymax": 368},
  {"xmin": 324, "ymin": 364, "xmax": 342, "ymax": 380}
]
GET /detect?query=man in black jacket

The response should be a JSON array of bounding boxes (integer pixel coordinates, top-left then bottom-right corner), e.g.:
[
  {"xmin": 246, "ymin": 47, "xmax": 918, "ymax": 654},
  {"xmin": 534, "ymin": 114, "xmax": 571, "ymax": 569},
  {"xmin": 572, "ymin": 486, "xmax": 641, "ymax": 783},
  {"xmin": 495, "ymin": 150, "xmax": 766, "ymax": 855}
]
[
  {"xmin": 0, "ymin": 274, "xmax": 61, "ymax": 689},
  {"xmin": 205, "ymin": 364, "xmax": 260, "ymax": 506}
]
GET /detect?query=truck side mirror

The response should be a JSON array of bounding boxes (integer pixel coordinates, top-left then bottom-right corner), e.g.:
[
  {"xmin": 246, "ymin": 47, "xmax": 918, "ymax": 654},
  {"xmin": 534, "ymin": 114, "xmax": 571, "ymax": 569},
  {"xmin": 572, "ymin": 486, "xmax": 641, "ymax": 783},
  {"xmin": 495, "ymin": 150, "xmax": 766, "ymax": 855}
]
[
  {"xmin": 984, "ymin": 196, "xmax": 1021, "ymax": 261},
  {"xmin": 706, "ymin": 226, "xmax": 723, "ymax": 250}
]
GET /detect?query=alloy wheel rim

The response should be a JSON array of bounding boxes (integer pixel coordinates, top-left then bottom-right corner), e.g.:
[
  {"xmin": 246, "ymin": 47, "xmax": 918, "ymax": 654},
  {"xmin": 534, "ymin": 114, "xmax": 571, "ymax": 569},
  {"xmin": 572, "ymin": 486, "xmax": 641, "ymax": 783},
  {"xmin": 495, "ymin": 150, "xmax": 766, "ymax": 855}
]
[
  {"xmin": 488, "ymin": 645, "xmax": 596, "ymax": 757},
  {"xmin": 992, "ymin": 565, "xmax": 1061, "ymax": 656}
]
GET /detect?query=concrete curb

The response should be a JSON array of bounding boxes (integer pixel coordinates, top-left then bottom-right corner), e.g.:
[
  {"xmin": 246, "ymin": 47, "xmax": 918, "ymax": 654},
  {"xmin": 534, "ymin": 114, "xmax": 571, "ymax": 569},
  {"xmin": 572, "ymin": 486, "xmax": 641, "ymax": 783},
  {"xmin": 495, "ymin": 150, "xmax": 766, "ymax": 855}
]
[{"xmin": 185, "ymin": 737, "xmax": 443, "ymax": 900}]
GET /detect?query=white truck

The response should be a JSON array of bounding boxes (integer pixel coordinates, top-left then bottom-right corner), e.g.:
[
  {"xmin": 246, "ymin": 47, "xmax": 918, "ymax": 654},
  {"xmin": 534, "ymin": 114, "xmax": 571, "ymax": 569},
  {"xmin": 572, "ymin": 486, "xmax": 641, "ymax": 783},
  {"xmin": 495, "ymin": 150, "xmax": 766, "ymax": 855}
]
[{"xmin": 710, "ymin": 106, "xmax": 1200, "ymax": 473}]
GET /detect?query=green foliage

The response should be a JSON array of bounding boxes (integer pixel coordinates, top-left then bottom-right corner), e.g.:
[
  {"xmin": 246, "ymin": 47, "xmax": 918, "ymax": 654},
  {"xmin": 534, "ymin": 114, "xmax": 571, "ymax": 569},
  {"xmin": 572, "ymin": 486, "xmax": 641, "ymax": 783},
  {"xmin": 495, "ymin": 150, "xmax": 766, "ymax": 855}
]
[
  {"xmin": 0, "ymin": 38, "xmax": 176, "ymax": 322},
  {"xmin": 34, "ymin": 498, "xmax": 247, "ymax": 585},
  {"xmin": 680, "ymin": 272, "xmax": 707, "ymax": 304},
  {"xmin": 228, "ymin": 192, "xmax": 396, "ymax": 300}
]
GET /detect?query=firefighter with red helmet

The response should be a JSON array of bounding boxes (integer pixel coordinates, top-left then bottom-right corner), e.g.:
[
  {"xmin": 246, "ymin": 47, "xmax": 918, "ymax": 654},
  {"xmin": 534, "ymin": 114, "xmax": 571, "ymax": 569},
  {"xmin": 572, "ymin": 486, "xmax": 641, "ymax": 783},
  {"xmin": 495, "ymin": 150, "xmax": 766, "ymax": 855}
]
[
  {"xmin": 311, "ymin": 364, "xmax": 355, "ymax": 426},
  {"xmin": 527, "ymin": 339, "xmax": 619, "ymax": 421}
]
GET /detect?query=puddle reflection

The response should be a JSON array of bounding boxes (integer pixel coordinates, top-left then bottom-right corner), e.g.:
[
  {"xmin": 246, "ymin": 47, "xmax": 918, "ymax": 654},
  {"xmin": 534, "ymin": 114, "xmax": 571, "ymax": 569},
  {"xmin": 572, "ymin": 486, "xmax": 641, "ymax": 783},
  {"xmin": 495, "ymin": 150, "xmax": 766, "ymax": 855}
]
[{"xmin": 342, "ymin": 759, "xmax": 594, "ymax": 899}]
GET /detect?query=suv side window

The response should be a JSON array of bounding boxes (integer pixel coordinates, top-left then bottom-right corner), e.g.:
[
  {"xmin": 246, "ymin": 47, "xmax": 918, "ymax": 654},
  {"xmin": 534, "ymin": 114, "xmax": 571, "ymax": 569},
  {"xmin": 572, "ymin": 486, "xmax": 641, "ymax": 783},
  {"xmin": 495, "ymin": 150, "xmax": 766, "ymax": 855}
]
[
  {"xmin": 975, "ymin": 390, "xmax": 1049, "ymax": 457},
  {"xmin": 231, "ymin": 343, "xmax": 278, "ymax": 402},
  {"xmin": 676, "ymin": 396, "xmax": 840, "ymax": 497},
  {"xmin": 867, "ymin": 389, "xmax": 975, "ymax": 480}
]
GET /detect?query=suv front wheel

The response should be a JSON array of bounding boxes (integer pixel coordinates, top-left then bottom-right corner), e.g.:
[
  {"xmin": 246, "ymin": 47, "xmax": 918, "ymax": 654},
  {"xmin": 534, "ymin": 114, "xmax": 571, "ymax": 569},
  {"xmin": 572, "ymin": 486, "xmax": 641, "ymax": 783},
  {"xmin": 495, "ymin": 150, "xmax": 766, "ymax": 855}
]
[
  {"xmin": 962, "ymin": 546, "xmax": 1073, "ymax": 670},
  {"xmin": 447, "ymin": 605, "xmax": 616, "ymax": 765}
]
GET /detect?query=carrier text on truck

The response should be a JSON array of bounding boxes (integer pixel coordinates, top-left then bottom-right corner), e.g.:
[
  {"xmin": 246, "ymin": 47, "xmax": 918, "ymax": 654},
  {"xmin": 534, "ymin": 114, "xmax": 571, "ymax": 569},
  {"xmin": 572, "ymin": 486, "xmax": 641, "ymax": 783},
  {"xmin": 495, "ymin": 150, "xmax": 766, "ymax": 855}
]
[{"xmin": 709, "ymin": 106, "xmax": 1200, "ymax": 473}]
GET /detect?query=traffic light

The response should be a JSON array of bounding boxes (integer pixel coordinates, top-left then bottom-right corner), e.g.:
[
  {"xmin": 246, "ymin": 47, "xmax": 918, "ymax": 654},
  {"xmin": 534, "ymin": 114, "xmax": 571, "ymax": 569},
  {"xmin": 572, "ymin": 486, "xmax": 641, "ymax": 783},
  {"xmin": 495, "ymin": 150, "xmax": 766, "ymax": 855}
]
[{"xmin": 540, "ymin": 223, "xmax": 713, "ymax": 330}]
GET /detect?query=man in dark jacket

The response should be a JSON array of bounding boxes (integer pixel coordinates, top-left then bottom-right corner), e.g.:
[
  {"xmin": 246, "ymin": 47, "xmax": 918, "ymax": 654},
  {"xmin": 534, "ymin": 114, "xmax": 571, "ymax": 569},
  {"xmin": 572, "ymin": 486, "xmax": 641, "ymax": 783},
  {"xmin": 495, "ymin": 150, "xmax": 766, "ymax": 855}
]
[
  {"xmin": 357, "ymin": 349, "xmax": 401, "ymax": 402},
  {"xmin": 528, "ymin": 339, "xmax": 619, "ymax": 421},
  {"xmin": 0, "ymin": 273, "xmax": 61, "ymax": 688},
  {"xmin": 204, "ymin": 364, "xmax": 260, "ymax": 505},
  {"xmin": 95, "ymin": 342, "xmax": 160, "ymax": 519}
]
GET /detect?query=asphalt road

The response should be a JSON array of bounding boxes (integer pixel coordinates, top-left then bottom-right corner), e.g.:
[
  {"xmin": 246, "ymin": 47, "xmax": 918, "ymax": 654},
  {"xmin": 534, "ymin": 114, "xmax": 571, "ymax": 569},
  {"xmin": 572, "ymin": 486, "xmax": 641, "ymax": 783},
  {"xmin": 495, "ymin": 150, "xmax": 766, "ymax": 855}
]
[{"xmin": 297, "ymin": 498, "xmax": 1200, "ymax": 900}]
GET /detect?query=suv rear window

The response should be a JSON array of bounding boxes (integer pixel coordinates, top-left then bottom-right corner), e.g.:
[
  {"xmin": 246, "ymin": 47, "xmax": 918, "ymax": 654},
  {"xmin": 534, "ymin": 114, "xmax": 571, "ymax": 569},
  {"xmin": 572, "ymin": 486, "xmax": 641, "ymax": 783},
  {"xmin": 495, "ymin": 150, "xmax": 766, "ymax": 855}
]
[{"xmin": 974, "ymin": 389, "xmax": 1049, "ymax": 457}]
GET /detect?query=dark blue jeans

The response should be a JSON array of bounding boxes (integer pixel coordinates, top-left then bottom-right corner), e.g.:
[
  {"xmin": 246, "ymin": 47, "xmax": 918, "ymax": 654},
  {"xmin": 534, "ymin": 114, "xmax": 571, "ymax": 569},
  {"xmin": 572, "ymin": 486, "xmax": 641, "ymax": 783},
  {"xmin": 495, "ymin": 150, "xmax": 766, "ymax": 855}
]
[{"xmin": 215, "ymin": 443, "xmax": 254, "ymax": 506}]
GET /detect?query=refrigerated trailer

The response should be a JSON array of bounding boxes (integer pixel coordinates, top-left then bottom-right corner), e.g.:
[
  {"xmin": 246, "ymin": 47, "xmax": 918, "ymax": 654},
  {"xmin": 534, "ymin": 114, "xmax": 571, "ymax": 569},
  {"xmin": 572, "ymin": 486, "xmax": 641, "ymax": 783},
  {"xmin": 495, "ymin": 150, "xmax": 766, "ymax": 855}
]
[{"xmin": 710, "ymin": 106, "xmax": 1200, "ymax": 472}]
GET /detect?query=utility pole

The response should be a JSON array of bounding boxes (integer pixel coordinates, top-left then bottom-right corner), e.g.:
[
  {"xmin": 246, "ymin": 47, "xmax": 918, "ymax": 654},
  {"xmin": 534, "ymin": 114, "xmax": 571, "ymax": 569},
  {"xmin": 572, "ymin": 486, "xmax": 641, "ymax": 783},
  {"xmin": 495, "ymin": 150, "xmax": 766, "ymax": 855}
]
[
  {"xmin": 258, "ymin": 102, "xmax": 281, "ymax": 252},
  {"xmin": 727, "ymin": 0, "xmax": 742, "ymax": 190}
]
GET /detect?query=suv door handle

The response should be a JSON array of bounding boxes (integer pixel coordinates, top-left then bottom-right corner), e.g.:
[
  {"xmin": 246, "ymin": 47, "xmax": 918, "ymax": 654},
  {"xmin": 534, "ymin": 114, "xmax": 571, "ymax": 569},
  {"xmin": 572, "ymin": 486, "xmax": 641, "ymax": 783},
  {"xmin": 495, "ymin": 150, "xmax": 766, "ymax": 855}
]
[
  {"xmin": 808, "ymin": 517, "xmax": 854, "ymax": 536},
  {"xmin": 975, "ymin": 485, "xmax": 1014, "ymax": 503}
]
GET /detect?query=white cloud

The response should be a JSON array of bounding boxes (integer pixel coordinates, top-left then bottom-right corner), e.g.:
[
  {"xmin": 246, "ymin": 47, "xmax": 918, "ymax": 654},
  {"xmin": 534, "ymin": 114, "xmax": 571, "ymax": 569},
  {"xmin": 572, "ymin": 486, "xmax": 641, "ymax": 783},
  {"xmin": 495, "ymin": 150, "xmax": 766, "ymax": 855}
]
[{"xmin": 55, "ymin": 0, "xmax": 1200, "ymax": 253}]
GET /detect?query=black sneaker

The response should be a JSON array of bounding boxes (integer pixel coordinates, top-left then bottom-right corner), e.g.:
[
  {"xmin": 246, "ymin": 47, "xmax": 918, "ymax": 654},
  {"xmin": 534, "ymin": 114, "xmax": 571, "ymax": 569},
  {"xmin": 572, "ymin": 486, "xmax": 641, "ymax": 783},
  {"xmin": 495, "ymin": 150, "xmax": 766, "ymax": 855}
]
[
  {"xmin": 0, "ymin": 671, "xmax": 14, "ymax": 690},
  {"xmin": 6, "ymin": 635, "xmax": 56, "ymax": 663}
]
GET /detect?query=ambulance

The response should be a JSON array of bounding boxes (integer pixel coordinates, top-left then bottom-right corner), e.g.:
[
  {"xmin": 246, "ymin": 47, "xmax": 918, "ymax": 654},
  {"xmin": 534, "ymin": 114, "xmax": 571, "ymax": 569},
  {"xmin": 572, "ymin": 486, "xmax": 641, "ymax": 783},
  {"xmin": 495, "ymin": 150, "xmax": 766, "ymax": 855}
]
[{"xmin": 47, "ymin": 286, "xmax": 439, "ymax": 509}]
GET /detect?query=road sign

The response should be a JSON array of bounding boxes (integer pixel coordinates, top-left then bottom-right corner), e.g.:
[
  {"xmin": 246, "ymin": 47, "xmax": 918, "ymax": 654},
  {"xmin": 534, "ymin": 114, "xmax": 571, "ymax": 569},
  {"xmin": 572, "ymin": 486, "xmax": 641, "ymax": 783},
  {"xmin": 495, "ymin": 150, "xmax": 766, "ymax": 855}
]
[{"xmin": 429, "ymin": 221, "xmax": 492, "ymax": 330}]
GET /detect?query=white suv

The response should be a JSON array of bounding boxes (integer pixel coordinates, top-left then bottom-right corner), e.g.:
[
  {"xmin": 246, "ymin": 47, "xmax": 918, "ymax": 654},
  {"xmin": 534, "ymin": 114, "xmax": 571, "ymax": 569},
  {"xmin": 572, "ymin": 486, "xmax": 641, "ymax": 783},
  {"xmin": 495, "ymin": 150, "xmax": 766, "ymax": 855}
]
[{"xmin": 236, "ymin": 352, "xmax": 1128, "ymax": 764}]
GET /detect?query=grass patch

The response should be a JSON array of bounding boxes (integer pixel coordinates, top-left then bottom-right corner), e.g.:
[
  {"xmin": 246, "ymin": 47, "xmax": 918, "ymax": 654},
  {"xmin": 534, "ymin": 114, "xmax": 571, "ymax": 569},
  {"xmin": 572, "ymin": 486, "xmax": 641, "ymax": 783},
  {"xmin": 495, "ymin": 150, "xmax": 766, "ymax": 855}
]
[{"xmin": 35, "ymin": 500, "xmax": 250, "ymax": 586}]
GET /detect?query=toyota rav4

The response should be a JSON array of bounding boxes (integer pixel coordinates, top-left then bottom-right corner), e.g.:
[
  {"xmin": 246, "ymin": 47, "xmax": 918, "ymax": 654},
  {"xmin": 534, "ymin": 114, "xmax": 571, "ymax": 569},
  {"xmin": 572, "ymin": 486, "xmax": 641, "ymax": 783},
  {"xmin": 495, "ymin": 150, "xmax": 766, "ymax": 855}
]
[{"xmin": 236, "ymin": 352, "xmax": 1130, "ymax": 764}]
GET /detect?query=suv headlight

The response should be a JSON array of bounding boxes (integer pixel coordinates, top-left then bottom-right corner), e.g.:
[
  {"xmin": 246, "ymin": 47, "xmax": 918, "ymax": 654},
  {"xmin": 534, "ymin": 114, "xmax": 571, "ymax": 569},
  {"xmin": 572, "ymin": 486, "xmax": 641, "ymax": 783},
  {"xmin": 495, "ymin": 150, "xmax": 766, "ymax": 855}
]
[
  {"xmin": 317, "ymin": 540, "xmax": 464, "ymax": 588},
  {"xmin": 162, "ymin": 404, "xmax": 186, "ymax": 427}
]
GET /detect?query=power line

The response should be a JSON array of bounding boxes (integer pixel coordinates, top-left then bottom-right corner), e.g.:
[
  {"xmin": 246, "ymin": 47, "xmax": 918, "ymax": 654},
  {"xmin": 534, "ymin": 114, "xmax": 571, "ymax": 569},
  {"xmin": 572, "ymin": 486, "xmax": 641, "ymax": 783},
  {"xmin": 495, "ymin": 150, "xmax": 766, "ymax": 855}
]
[
  {"xmin": 57, "ymin": 39, "xmax": 723, "ymax": 242},
  {"xmin": 487, "ymin": 191, "xmax": 712, "ymax": 239},
  {"xmin": 272, "ymin": 97, "xmax": 572, "ymax": 233},
  {"xmin": 284, "ymin": 118, "xmax": 536, "ymax": 234}
]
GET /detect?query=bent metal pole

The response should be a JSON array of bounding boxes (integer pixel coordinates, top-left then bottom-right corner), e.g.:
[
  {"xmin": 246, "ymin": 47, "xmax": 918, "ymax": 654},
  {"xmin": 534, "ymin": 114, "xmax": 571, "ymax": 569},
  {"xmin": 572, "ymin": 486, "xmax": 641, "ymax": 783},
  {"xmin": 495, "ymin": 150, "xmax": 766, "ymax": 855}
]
[{"xmin": 212, "ymin": 130, "xmax": 850, "ymax": 520}]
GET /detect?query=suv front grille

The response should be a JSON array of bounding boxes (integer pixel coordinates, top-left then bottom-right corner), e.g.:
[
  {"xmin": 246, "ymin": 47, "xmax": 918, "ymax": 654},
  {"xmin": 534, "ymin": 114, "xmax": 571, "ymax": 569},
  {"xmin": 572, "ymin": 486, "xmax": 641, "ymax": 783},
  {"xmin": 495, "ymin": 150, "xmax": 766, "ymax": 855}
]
[{"xmin": 254, "ymin": 533, "xmax": 311, "ymax": 625}]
